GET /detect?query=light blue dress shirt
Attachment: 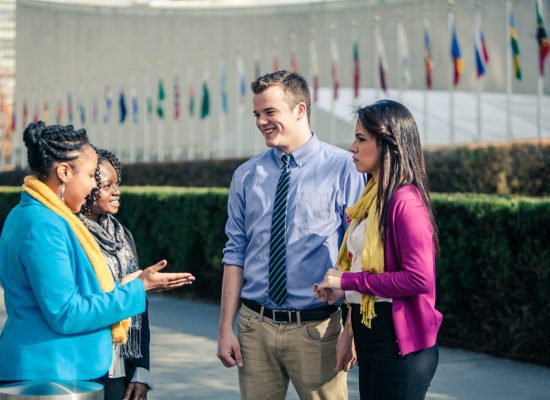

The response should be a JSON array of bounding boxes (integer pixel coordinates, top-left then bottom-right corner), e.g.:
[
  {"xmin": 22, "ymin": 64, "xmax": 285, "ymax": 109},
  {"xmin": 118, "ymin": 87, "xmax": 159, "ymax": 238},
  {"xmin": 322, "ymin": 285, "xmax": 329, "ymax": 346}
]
[{"xmin": 223, "ymin": 134, "xmax": 365, "ymax": 310}]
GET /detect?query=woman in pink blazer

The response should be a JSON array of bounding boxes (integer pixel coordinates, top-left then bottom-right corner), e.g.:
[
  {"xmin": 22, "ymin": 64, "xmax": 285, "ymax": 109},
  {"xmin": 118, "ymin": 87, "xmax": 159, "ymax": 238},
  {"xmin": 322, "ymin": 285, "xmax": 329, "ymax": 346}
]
[{"xmin": 316, "ymin": 100, "xmax": 442, "ymax": 400}]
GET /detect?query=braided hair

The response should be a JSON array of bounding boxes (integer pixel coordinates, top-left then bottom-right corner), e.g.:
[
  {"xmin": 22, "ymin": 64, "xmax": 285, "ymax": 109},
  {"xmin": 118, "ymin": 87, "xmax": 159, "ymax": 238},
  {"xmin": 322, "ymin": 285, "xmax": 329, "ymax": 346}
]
[
  {"xmin": 23, "ymin": 121, "xmax": 89, "ymax": 180},
  {"xmin": 80, "ymin": 148, "xmax": 122, "ymax": 216}
]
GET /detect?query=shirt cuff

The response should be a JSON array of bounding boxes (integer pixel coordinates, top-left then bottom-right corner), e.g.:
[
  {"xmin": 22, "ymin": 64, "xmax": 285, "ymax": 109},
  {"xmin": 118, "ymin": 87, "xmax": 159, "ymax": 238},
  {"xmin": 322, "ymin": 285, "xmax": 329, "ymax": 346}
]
[{"xmin": 132, "ymin": 367, "xmax": 154, "ymax": 390}]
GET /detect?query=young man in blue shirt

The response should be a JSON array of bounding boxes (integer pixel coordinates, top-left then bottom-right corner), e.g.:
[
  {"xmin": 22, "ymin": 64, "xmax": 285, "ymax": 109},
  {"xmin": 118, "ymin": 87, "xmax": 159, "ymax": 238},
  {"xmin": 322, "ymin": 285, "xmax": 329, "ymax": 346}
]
[{"xmin": 217, "ymin": 71, "xmax": 364, "ymax": 399}]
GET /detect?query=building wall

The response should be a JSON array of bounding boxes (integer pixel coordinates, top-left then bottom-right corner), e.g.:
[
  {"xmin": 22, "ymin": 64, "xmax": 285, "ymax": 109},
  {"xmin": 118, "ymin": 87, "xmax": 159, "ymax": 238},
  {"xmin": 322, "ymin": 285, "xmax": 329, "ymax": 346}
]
[{"xmin": 11, "ymin": 0, "xmax": 550, "ymax": 165}]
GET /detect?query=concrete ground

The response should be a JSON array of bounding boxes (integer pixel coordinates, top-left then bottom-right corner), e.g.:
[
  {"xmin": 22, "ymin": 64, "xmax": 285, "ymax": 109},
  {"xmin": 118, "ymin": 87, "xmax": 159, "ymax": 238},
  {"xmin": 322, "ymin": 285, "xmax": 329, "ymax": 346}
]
[{"xmin": 1, "ymin": 290, "xmax": 549, "ymax": 399}]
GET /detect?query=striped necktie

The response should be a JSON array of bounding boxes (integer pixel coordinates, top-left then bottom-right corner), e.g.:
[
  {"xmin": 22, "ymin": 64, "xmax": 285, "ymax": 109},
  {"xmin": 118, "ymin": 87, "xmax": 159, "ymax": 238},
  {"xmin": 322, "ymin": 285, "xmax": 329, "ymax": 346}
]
[{"xmin": 269, "ymin": 153, "xmax": 292, "ymax": 306}]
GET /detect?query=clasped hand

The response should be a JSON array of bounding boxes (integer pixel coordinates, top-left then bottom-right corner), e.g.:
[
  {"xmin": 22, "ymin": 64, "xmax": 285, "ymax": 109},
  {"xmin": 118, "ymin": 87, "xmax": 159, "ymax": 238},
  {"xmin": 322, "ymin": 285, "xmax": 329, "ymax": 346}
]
[{"xmin": 313, "ymin": 269, "xmax": 344, "ymax": 305}]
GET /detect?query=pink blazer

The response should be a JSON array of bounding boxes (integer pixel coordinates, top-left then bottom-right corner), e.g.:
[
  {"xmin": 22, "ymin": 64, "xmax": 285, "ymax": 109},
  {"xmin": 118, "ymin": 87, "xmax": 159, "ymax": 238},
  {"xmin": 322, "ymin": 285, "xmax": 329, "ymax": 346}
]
[{"xmin": 341, "ymin": 184, "xmax": 443, "ymax": 356}]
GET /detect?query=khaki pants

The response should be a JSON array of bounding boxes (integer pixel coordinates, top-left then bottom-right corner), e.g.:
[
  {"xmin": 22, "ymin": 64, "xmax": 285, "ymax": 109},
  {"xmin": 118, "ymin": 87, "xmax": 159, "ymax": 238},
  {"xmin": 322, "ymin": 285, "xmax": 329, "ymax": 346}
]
[{"xmin": 237, "ymin": 303, "xmax": 348, "ymax": 400}]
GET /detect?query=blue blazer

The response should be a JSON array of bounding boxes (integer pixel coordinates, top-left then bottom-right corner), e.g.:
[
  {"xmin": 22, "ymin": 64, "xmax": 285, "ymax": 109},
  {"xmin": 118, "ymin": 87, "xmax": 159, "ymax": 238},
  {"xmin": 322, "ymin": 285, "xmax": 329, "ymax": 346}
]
[{"xmin": 0, "ymin": 193, "xmax": 146, "ymax": 380}]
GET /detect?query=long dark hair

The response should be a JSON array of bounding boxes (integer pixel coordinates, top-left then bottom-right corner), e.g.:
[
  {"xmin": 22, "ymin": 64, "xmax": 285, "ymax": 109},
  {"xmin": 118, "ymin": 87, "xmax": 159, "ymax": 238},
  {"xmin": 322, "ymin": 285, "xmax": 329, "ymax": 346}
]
[
  {"xmin": 357, "ymin": 100, "xmax": 439, "ymax": 254},
  {"xmin": 80, "ymin": 148, "xmax": 122, "ymax": 216}
]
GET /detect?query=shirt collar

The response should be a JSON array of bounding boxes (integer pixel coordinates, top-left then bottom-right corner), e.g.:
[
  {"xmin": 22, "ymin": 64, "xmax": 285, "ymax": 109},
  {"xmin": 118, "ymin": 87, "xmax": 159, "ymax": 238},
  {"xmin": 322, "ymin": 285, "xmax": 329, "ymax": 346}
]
[{"xmin": 272, "ymin": 133, "xmax": 320, "ymax": 169}]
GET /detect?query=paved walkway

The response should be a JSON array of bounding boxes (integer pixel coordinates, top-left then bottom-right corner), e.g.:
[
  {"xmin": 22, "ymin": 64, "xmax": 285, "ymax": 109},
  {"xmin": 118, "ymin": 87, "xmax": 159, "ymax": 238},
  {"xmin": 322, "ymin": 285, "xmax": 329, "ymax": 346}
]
[{"xmin": 1, "ymin": 290, "xmax": 550, "ymax": 399}]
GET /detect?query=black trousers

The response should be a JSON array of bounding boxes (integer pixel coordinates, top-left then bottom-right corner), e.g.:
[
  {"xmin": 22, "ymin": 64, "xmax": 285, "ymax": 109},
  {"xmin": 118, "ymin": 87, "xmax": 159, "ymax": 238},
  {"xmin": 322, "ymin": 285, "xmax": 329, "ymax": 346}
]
[{"xmin": 351, "ymin": 303, "xmax": 439, "ymax": 400}]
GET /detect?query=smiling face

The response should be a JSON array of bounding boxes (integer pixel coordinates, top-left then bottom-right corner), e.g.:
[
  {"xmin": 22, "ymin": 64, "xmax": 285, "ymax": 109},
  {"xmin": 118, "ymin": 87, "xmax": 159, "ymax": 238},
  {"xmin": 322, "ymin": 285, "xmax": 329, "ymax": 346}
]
[
  {"xmin": 90, "ymin": 160, "xmax": 121, "ymax": 217},
  {"xmin": 252, "ymin": 85, "xmax": 305, "ymax": 153},
  {"xmin": 349, "ymin": 119, "xmax": 380, "ymax": 177}
]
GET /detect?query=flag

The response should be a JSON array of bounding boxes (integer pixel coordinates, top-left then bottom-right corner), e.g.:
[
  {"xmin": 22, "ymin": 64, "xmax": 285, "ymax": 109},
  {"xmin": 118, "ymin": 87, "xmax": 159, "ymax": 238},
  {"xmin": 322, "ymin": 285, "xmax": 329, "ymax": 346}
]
[
  {"xmin": 237, "ymin": 55, "xmax": 247, "ymax": 104},
  {"xmin": 92, "ymin": 95, "xmax": 98, "ymax": 125},
  {"xmin": 56, "ymin": 100, "xmax": 62, "ymax": 124},
  {"xmin": 424, "ymin": 17, "xmax": 434, "ymax": 89},
  {"xmin": 146, "ymin": 95, "xmax": 153, "ymax": 121},
  {"xmin": 310, "ymin": 38, "xmax": 320, "ymax": 103},
  {"xmin": 450, "ymin": 12, "xmax": 464, "ymax": 86},
  {"xmin": 10, "ymin": 107, "xmax": 15, "ymax": 132},
  {"xmin": 156, "ymin": 79, "xmax": 165, "ymax": 119},
  {"xmin": 536, "ymin": 0, "xmax": 549, "ymax": 76},
  {"xmin": 397, "ymin": 22, "xmax": 412, "ymax": 88},
  {"xmin": 188, "ymin": 83, "xmax": 195, "ymax": 117},
  {"xmin": 254, "ymin": 46, "xmax": 261, "ymax": 78},
  {"xmin": 118, "ymin": 90, "xmax": 127, "ymax": 124},
  {"xmin": 330, "ymin": 34, "xmax": 340, "ymax": 101},
  {"xmin": 42, "ymin": 101, "xmax": 50, "ymax": 124},
  {"xmin": 104, "ymin": 86, "xmax": 113, "ymax": 124},
  {"xmin": 33, "ymin": 100, "xmax": 39, "ymax": 124},
  {"xmin": 200, "ymin": 80, "xmax": 210, "ymax": 120},
  {"xmin": 375, "ymin": 27, "xmax": 389, "ymax": 92},
  {"xmin": 131, "ymin": 86, "xmax": 138, "ymax": 124},
  {"xmin": 474, "ymin": 11, "xmax": 490, "ymax": 78},
  {"xmin": 509, "ymin": 10, "xmax": 522, "ymax": 80},
  {"xmin": 67, "ymin": 93, "xmax": 73, "ymax": 124},
  {"xmin": 78, "ymin": 100, "xmax": 85, "ymax": 125},
  {"xmin": 174, "ymin": 75, "xmax": 181, "ymax": 120},
  {"xmin": 273, "ymin": 50, "xmax": 280, "ymax": 72},
  {"xmin": 220, "ymin": 63, "xmax": 228, "ymax": 115},
  {"xmin": 352, "ymin": 36, "xmax": 360, "ymax": 99},
  {"xmin": 290, "ymin": 45, "xmax": 298, "ymax": 73},
  {"xmin": 23, "ymin": 100, "xmax": 29, "ymax": 127}
]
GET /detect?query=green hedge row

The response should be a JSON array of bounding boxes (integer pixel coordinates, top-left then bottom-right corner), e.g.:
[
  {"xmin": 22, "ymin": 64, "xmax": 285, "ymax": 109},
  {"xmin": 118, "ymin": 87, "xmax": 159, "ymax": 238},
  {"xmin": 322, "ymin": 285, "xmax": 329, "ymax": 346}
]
[
  {"xmin": 1, "ymin": 143, "xmax": 549, "ymax": 195},
  {"xmin": 1, "ymin": 188, "xmax": 549, "ymax": 366}
]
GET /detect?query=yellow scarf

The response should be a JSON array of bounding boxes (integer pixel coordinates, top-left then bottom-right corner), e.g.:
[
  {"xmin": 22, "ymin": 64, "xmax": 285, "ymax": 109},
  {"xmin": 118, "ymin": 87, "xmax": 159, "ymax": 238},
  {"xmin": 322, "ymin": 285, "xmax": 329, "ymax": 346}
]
[
  {"xmin": 337, "ymin": 179, "xmax": 384, "ymax": 328},
  {"xmin": 23, "ymin": 175, "xmax": 130, "ymax": 344}
]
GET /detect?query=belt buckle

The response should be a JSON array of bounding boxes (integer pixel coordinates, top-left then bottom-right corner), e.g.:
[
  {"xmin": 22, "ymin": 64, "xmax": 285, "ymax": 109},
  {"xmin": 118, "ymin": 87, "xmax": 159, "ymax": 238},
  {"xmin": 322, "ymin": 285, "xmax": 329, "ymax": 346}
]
[{"xmin": 272, "ymin": 310, "xmax": 292, "ymax": 324}]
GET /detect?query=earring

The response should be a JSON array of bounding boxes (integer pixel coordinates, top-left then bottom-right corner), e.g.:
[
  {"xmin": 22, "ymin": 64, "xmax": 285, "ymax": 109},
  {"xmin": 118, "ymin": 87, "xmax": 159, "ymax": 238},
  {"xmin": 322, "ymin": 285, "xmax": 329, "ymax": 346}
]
[{"xmin": 60, "ymin": 183, "xmax": 66, "ymax": 201}]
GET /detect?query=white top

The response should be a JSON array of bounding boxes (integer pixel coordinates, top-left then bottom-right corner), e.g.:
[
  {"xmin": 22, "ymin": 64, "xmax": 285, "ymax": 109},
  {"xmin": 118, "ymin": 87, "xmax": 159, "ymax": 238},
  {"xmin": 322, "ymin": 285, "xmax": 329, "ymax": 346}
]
[{"xmin": 344, "ymin": 218, "xmax": 392, "ymax": 305}]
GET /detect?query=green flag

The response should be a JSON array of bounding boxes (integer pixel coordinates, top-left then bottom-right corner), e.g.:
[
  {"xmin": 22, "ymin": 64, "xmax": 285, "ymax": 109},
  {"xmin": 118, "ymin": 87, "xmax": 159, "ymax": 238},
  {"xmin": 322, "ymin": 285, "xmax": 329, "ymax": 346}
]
[
  {"xmin": 146, "ymin": 96, "xmax": 153, "ymax": 121},
  {"xmin": 200, "ymin": 81, "xmax": 210, "ymax": 119},
  {"xmin": 156, "ymin": 79, "xmax": 165, "ymax": 119}
]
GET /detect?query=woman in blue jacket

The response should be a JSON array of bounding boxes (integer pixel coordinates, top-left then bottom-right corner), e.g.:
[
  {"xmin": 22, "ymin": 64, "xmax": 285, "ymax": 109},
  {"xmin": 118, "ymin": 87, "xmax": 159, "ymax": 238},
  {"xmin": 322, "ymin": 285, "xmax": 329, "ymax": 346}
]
[{"xmin": 0, "ymin": 122, "xmax": 194, "ymax": 384}]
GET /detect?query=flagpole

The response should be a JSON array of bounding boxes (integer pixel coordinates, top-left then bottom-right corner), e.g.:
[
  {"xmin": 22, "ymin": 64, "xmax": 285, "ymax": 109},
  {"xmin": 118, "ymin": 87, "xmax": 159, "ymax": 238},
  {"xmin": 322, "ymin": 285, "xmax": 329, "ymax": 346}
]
[
  {"xmin": 203, "ymin": 57, "xmax": 210, "ymax": 160},
  {"xmin": 448, "ymin": 2, "xmax": 455, "ymax": 145},
  {"xmin": 186, "ymin": 61, "xmax": 194, "ymax": 161},
  {"xmin": 235, "ymin": 51, "xmax": 242, "ymax": 158},
  {"xmin": 103, "ymin": 83, "xmax": 110, "ymax": 153},
  {"xmin": 219, "ymin": 58, "xmax": 226, "ymax": 158},
  {"xmin": 506, "ymin": 0, "xmax": 513, "ymax": 141},
  {"xmin": 157, "ymin": 73, "xmax": 165, "ymax": 162},
  {"xmin": 172, "ymin": 69, "xmax": 179, "ymax": 161},
  {"xmin": 537, "ymin": 0, "xmax": 544, "ymax": 142},
  {"xmin": 423, "ymin": 7, "xmax": 430, "ymax": 145},
  {"xmin": 374, "ymin": 17, "xmax": 380, "ymax": 102},
  {"xmin": 329, "ymin": 24, "xmax": 337, "ymax": 146},
  {"xmin": 117, "ymin": 79, "xmax": 124, "ymax": 161},
  {"xmin": 475, "ymin": 3, "xmax": 482, "ymax": 142},
  {"xmin": 397, "ymin": 12, "xmax": 403, "ymax": 102},
  {"xmin": 351, "ymin": 21, "xmax": 360, "ymax": 108},
  {"xmin": 309, "ymin": 29, "xmax": 318, "ymax": 132}
]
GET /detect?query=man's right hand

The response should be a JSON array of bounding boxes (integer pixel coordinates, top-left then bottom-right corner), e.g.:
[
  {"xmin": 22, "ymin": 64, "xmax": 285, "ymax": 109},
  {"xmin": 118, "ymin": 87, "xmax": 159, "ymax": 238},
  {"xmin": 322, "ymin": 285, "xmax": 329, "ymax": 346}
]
[{"xmin": 217, "ymin": 329, "xmax": 243, "ymax": 368}]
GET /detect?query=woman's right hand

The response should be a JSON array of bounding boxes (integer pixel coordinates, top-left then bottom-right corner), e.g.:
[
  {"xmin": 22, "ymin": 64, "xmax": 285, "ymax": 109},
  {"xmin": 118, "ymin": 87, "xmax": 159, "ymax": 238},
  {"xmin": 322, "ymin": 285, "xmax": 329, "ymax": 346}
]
[{"xmin": 139, "ymin": 260, "xmax": 195, "ymax": 292}]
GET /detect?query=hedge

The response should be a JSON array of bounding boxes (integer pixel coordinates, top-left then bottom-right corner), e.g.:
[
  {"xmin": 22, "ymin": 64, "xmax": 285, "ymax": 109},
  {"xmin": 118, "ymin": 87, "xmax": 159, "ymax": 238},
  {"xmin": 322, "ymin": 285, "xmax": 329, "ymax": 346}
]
[
  {"xmin": 1, "ymin": 188, "xmax": 549, "ymax": 366},
  {"xmin": 1, "ymin": 142, "xmax": 549, "ymax": 195}
]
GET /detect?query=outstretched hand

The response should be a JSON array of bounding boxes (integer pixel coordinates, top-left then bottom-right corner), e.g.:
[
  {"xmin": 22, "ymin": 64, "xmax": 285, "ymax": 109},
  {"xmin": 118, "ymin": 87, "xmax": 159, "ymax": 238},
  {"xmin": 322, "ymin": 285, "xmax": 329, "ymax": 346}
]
[{"xmin": 139, "ymin": 260, "xmax": 195, "ymax": 292}]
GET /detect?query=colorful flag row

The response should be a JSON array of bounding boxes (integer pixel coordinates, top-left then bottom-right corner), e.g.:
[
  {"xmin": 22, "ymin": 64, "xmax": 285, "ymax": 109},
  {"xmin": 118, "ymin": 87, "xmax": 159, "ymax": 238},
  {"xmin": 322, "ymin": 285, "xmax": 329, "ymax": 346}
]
[{"xmin": 10, "ymin": 2, "xmax": 549, "ymax": 130}]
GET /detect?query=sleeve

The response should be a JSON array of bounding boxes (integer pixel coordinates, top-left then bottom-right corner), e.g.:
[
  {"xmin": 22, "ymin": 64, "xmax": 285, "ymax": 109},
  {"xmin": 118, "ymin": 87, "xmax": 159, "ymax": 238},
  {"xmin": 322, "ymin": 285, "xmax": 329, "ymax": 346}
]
[
  {"xmin": 221, "ymin": 172, "xmax": 248, "ymax": 267},
  {"xmin": 131, "ymin": 367, "xmax": 154, "ymax": 390},
  {"xmin": 20, "ymin": 212, "xmax": 146, "ymax": 335},
  {"xmin": 135, "ymin": 300, "xmax": 151, "ymax": 370},
  {"xmin": 340, "ymin": 194, "xmax": 435, "ymax": 298}
]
